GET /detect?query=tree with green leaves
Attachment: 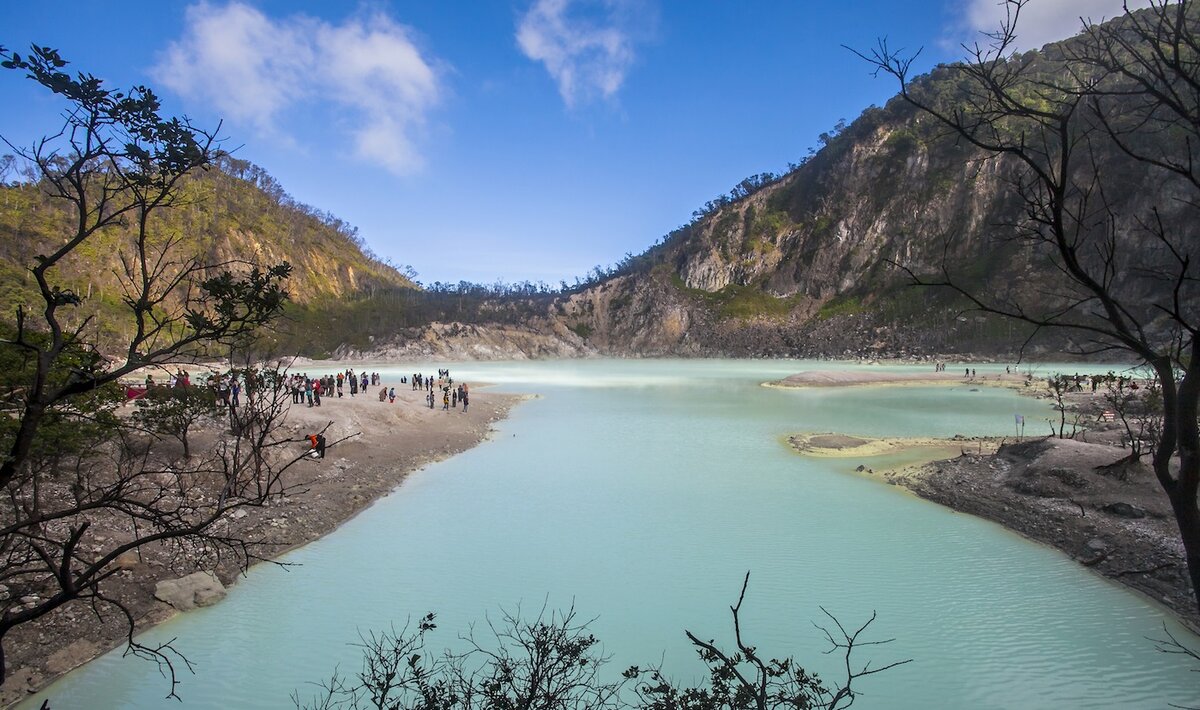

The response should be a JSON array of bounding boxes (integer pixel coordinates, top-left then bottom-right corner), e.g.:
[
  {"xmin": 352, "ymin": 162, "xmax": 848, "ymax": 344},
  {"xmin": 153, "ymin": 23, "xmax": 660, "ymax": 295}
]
[
  {"xmin": 0, "ymin": 44, "xmax": 296, "ymax": 688},
  {"xmin": 855, "ymin": 0, "xmax": 1200, "ymax": 614},
  {"xmin": 1097, "ymin": 370, "xmax": 1163, "ymax": 472},
  {"xmin": 130, "ymin": 382, "xmax": 223, "ymax": 459}
]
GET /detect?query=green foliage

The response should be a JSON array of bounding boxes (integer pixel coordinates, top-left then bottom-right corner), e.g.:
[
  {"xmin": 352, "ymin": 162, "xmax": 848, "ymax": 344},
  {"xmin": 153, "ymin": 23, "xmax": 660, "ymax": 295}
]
[
  {"xmin": 568, "ymin": 322, "xmax": 594, "ymax": 339},
  {"xmin": 669, "ymin": 277, "xmax": 798, "ymax": 321},
  {"xmin": 883, "ymin": 128, "xmax": 919, "ymax": 154},
  {"xmin": 0, "ymin": 44, "xmax": 305, "ymax": 689},
  {"xmin": 816, "ymin": 294, "xmax": 865, "ymax": 320},
  {"xmin": 753, "ymin": 209, "xmax": 789, "ymax": 239},
  {"xmin": 0, "ymin": 329, "xmax": 123, "ymax": 468},
  {"xmin": 1096, "ymin": 369, "xmax": 1163, "ymax": 467},
  {"xmin": 131, "ymin": 384, "xmax": 223, "ymax": 458},
  {"xmin": 0, "ymin": 154, "xmax": 411, "ymax": 354},
  {"xmin": 714, "ymin": 210, "xmax": 742, "ymax": 260},
  {"xmin": 715, "ymin": 285, "xmax": 796, "ymax": 319},
  {"xmin": 261, "ymin": 283, "xmax": 559, "ymax": 355},
  {"xmin": 190, "ymin": 263, "xmax": 293, "ymax": 336}
]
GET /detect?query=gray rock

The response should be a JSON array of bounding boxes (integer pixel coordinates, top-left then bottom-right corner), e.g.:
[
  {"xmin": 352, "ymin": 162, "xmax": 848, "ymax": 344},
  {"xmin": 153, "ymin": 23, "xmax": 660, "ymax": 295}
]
[
  {"xmin": 1101, "ymin": 502, "xmax": 1146, "ymax": 519},
  {"xmin": 154, "ymin": 571, "xmax": 226, "ymax": 611},
  {"xmin": 193, "ymin": 582, "xmax": 227, "ymax": 608},
  {"xmin": 1085, "ymin": 538, "xmax": 1108, "ymax": 552}
]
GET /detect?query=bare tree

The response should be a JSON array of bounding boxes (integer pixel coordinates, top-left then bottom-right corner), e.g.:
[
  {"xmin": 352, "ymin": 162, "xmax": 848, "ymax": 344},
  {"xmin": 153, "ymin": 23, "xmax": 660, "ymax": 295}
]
[
  {"xmin": 853, "ymin": 0, "xmax": 1200, "ymax": 613},
  {"xmin": 1150, "ymin": 623, "xmax": 1200, "ymax": 710},
  {"xmin": 627, "ymin": 573, "xmax": 911, "ymax": 710},
  {"xmin": 1097, "ymin": 369, "xmax": 1163, "ymax": 471},
  {"xmin": 299, "ymin": 575, "xmax": 909, "ymax": 710},
  {"xmin": 295, "ymin": 606, "xmax": 625, "ymax": 710},
  {"xmin": 1045, "ymin": 374, "xmax": 1083, "ymax": 440},
  {"xmin": 0, "ymin": 45, "xmax": 295, "ymax": 687}
]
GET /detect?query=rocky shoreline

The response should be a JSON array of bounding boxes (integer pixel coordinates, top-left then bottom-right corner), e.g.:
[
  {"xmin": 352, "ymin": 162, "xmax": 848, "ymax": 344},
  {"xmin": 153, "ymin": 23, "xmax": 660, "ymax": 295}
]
[
  {"xmin": 785, "ymin": 373, "xmax": 1198, "ymax": 631},
  {"xmin": 887, "ymin": 438, "xmax": 1196, "ymax": 628}
]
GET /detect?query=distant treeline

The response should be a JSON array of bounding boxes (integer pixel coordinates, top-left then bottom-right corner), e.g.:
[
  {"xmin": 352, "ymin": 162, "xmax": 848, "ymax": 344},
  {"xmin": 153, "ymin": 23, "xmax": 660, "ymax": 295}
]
[{"xmin": 268, "ymin": 284, "xmax": 556, "ymax": 356}]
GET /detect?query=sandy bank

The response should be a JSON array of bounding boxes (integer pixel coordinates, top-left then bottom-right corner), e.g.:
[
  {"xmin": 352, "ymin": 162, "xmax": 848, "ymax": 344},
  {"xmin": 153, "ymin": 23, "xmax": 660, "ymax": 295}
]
[
  {"xmin": 3, "ymin": 372, "xmax": 524, "ymax": 708},
  {"xmin": 766, "ymin": 369, "xmax": 1029, "ymax": 389},
  {"xmin": 787, "ymin": 432, "xmax": 1000, "ymax": 459}
]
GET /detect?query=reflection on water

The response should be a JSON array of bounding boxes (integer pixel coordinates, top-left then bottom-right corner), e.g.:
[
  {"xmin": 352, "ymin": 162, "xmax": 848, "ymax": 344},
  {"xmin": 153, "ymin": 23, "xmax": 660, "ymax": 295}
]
[{"xmin": 22, "ymin": 360, "xmax": 1198, "ymax": 710}]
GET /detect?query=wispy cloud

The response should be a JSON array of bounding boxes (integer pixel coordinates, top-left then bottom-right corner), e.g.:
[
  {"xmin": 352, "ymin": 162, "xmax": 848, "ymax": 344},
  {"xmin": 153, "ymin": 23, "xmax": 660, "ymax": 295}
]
[
  {"xmin": 950, "ymin": 0, "xmax": 1153, "ymax": 52},
  {"xmin": 154, "ymin": 2, "xmax": 440, "ymax": 174},
  {"xmin": 516, "ymin": 0, "xmax": 651, "ymax": 108}
]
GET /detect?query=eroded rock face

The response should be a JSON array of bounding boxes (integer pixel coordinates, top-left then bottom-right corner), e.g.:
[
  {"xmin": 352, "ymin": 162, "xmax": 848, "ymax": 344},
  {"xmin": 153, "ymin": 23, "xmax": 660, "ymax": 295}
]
[
  {"xmin": 153, "ymin": 571, "xmax": 226, "ymax": 612},
  {"xmin": 343, "ymin": 320, "xmax": 594, "ymax": 361}
]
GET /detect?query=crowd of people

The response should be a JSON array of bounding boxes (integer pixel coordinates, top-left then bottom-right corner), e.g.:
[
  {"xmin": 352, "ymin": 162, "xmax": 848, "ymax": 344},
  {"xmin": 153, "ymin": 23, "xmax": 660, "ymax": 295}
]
[
  {"xmin": 133, "ymin": 365, "xmax": 473, "ymax": 460},
  {"xmin": 279, "ymin": 368, "xmax": 473, "ymax": 413},
  {"xmin": 409, "ymin": 369, "xmax": 469, "ymax": 412}
]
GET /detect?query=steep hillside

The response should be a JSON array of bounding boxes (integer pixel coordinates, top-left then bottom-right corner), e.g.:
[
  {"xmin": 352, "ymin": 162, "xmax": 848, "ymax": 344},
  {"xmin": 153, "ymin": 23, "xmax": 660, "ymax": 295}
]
[
  {"xmin": 6, "ymin": 5, "xmax": 1191, "ymax": 363},
  {"xmin": 536, "ymin": 13, "xmax": 1198, "ymax": 360},
  {"xmin": 0, "ymin": 155, "xmax": 414, "ymax": 350}
]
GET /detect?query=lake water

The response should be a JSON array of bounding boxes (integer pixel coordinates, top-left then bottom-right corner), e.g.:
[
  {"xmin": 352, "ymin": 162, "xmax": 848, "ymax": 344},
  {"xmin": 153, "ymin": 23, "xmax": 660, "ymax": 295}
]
[{"xmin": 21, "ymin": 360, "xmax": 1199, "ymax": 709}]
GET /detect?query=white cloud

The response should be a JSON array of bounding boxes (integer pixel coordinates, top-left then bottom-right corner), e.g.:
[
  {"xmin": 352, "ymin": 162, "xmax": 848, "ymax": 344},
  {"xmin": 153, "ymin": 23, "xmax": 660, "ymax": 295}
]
[
  {"xmin": 154, "ymin": 2, "xmax": 440, "ymax": 175},
  {"xmin": 516, "ymin": 0, "xmax": 649, "ymax": 108},
  {"xmin": 952, "ymin": 0, "xmax": 1154, "ymax": 52}
]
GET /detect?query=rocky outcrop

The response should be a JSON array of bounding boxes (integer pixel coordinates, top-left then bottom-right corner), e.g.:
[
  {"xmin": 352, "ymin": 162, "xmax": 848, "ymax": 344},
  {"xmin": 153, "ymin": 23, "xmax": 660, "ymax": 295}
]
[
  {"xmin": 350, "ymin": 321, "xmax": 594, "ymax": 361},
  {"xmin": 153, "ymin": 571, "xmax": 226, "ymax": 612},
  {"xmin": 518, "ymin": 48, "xmax": 1195, "ymax": 358},
  {"xmin": 891, "ymin": 437, "xmax": 1197, "ymax": 627}
]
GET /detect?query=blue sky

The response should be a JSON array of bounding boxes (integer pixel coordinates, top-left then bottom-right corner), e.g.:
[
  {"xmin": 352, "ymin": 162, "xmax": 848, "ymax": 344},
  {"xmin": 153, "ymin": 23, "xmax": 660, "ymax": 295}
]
[{"xmin": 0, "ymin": 1, "xmax": 1141, "ymax": 286}]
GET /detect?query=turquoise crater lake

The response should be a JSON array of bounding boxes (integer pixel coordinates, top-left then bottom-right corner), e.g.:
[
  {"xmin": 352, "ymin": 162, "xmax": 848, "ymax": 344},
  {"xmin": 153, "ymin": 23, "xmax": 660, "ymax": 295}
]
[{"xmin": 22, "ymin": 360, "xmax": 1200, "ymax": 709}]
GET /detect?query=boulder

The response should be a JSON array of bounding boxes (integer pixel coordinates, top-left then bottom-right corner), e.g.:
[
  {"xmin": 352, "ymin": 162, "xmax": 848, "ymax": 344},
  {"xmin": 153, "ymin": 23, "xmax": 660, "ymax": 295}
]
[
  {"xmin": 1101, "ymin": 502, "xmax": 1147, "ymax": 519},
  {"xmin": 112, "ymin": 551, "xmax": 140, "ymax": 570},
  {"xmin": 154, "ymin": 571, "xmax": 226, "ymax": 611}
]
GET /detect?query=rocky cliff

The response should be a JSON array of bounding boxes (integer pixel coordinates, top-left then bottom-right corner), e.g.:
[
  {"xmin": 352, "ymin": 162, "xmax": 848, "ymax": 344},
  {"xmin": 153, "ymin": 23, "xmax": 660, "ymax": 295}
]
[{"xmin": 526, "ymin": 38, "xmax": 1196, "ymax": 360}]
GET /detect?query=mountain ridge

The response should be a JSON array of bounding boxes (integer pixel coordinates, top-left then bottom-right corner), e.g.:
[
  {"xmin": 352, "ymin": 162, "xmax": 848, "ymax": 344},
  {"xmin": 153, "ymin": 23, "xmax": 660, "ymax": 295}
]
[{"xmin": 2, "ymin": 6, "xmax": 1191, "ymax": 362}]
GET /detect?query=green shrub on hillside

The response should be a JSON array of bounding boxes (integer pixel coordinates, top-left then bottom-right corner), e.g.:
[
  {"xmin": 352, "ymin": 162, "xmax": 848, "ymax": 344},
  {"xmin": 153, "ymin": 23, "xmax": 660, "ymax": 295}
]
[{"xmin": 816, "ymin": 294, "xmax": 865, "ymax": 320}]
